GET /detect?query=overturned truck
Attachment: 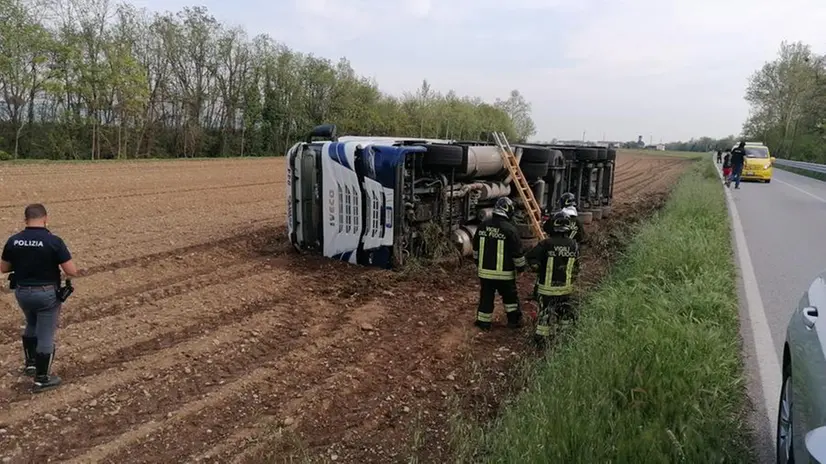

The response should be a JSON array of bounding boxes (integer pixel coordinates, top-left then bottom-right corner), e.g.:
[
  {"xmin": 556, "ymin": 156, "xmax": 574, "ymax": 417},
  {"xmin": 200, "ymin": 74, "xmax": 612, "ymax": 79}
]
[{"xmin": 286, "ymin": 124, "xmax": 617, "ymax": 269}]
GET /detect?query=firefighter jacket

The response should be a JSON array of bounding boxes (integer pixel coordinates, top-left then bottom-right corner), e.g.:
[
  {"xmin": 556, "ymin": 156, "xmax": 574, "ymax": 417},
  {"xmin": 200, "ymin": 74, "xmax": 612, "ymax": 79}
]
[
  {"xmin": 568, "ymin": 215, "xmax": 587, "ymax": 244},
  {"xmin": 472, "ymin": 215, "xmax": 526, "ymax": 280},
  {"xmin": 525, "ymin": 234, "xmax": 580, "ymax": 296},
  {"xmin": 561, "ymin": 207, "xmax": 587, "ymax": 245}
]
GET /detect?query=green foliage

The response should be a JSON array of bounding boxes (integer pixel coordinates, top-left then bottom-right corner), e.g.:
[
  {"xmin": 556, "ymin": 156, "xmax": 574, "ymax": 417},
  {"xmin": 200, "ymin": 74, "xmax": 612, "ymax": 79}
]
[
  {"xmin": 0, "ymin": 150, "xmax": 12, "ymax": 161},
  {"xmin": 458, "ymin": 162, "xmax": 753, "ymax": 463},
  {"xmin": 742, "ymin": 41, "xmax": 826, "ymax": 162},
  {"xmin": 0, "ymin": 1, "xmax": 533, "ymax": 160}
]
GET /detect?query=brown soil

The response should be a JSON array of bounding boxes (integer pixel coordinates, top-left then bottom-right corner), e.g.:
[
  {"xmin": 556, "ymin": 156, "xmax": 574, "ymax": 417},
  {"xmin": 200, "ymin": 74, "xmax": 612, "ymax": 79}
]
[{"xmin": 0, "ymin": 152, "xmax": 691, "ymax": 463}]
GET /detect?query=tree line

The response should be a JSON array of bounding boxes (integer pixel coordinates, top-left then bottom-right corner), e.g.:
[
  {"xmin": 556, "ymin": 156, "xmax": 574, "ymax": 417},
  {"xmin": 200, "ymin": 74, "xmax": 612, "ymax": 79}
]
[
  {"xmin": 0, "ymin": 0, "xmax": 536, "ymax": 161},
  {"xmin": 741, "ymin": 41, "xmax": 826, "ymax": 162}
]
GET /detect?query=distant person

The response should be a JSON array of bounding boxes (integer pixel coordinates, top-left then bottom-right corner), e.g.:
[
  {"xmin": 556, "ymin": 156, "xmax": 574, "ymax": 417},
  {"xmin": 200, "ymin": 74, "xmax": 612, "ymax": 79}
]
[
  {"xmin": 722, "ymin": 152, "xmax": 732, "ymax": 180},
  {"xmin": 1, "ymin": 204, "xmax": 78, "ymax": 393},
  {"xmin": 727, "ymin": 142, "xmax": 746, "ymax": 189},
  {"xmin": 716, "ymin": 150, "xmax": 722, "ymax": 164}
]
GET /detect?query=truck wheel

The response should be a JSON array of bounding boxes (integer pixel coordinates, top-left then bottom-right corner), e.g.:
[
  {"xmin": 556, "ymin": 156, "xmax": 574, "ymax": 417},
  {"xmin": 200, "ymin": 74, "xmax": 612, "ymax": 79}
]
[
  {"xmin": 601, "ymin": 206, "xmax": 612, "ymax": 218},
  {"xmin": 589, "ymin": 208, "xmax": 603, "ymax": 220},
  {"xmin": 549, "ymin": 150, "xmax": 565, "ymax": 167},
  {"xmin": 422, "ymin": 144, "xmax": 463, "ymax": 170},
  {"xmin": 520, "ymin": 161, "xmax": 549, "ymax": 179},
  {"xmin": 575, "ymin": 148, "xmax": 599, "ymax": 161},
  {"xmin": 597, "ymin": 148, "xmax": 608, "ymax": 160},
  {"xmin": 579, "ymin": 211, "xmax": 593, "ymax": 225},
  {"xmin": 557, "ymin": 147, "xmax": 576, "ymax": 161},
  {"xmin": 516, "ymin": 145, "xmax": 552, "ymax": 163}
]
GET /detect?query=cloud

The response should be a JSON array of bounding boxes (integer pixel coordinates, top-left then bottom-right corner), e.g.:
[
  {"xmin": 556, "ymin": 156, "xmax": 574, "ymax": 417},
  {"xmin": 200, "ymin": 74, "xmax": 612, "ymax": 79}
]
[{"xmin": 135, "ymin": 0, "xmax": 826, "ymax": 142}]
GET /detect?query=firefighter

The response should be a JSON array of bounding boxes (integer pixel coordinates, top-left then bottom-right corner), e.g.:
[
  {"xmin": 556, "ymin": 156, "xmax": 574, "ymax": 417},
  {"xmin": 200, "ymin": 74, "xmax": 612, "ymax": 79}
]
[
  {"xmin": 526, "ymin": 211, "xmax": 580, "ymax": 345},
  {"xmin": 559, "ymin": 192, "xmax": 587, "ymax": 245},
  {"xmin": 471, "ymin": 197, "xmax": 526, "ymax": 330}
]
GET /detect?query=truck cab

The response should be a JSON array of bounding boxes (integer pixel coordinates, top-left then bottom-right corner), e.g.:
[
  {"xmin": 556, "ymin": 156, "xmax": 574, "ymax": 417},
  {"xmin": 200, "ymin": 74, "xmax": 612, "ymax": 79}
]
[{"xmin": 287, "ymin": 124, "xmax": 442, "ymax": 269}]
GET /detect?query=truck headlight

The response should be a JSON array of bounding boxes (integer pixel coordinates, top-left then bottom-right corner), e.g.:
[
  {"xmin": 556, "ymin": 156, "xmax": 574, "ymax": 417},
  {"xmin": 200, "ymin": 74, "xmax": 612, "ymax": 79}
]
[{"xmin": 763, "ymin": 164, "xmax": 771, "ymax": 170}]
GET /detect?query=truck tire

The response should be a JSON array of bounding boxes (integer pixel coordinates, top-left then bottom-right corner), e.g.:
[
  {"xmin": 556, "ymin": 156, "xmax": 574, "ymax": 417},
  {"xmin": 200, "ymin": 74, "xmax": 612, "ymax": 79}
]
[
  {"xmin": 601, "ymin": 206, "xmax": 612, "ymax": 218},
  {"xmin": 607, "ymin": 148, "xmax": 617, "ymax": 161},
  {"xmin": 597, "ymin": 148, "xmax": 608, "ymax": 160},
  {"xmin": 588, "ymin": 208, "xmax": 603, "ymax": 220},
  {"xmin": 549, "ymin": 150, "xmax": 565, "ymax": 167},
  {"xmin": 520, "ymin": 161, "xmax": 549, "ymax": 179},
  {"xmin": 422, "ymin": 144, "xmax": 463, "ymax": 170},
  {"xmin": 579, "ymin": 211, "xmax": 593, "ymax": 225},
  {"xmin": 575, "ymin": 148, "xmax": 599, "ymax": 161},
  {"xmin": 516, "ymin": 145, "xmax": 552, "ymax": 164}
]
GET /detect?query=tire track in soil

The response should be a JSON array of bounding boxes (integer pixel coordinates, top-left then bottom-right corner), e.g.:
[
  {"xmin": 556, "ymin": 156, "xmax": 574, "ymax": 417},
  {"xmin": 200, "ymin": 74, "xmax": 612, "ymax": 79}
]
[
  {"xmin": 193, "ymin": 273, "xmax": 510, "ymax": 463},
  {"xmin": 0, "ymin": 181, "xmax": 281, "ymax": 209},
  {"xmin": 619, "ymin": 160, "xmax": 689, "ymax": 199},
  {"xmin": 0, "ymin": 226, "xmax": 288, "ymax": 342},
  {"xmin": 0, "ymin": 262, "xmax": 295, "ymax": 384},
  {"xmin": 1, "ymin": 302, "xmax": 320, "ymax": 462},
  {"xmin": 63, "ymin": 301, "xmax": 383, "ymax": 464}
]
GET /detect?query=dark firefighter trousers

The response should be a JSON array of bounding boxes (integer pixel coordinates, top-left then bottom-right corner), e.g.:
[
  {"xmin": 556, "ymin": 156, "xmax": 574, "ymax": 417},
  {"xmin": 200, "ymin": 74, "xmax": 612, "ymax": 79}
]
[
  {"xmin": 477, "ymin": 278, "xmax": 521, "ymax": 327},
  {"xmin": 534, "ymin": 294, "xmax": 573, "ymax": 338}
]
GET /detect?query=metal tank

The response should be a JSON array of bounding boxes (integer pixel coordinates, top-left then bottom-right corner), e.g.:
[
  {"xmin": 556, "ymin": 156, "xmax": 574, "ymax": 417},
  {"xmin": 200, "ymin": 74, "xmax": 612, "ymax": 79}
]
[{"xmin": 458, "ymin": 145, "xmax": 507, "ymax": 179}]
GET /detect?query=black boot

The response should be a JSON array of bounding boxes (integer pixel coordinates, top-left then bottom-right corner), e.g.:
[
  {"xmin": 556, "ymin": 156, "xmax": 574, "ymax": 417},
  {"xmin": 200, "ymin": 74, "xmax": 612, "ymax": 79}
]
[
  {"xmin": 33, "ymin": 349, "xmax": 61, "ymax": 393},
  {"xmin": 22, "ymin": 336, "xmax": 37, "ymax": 376},
  {"xmin": 506, "ymin": 310, "xmax": 523, "ymax": 329}
]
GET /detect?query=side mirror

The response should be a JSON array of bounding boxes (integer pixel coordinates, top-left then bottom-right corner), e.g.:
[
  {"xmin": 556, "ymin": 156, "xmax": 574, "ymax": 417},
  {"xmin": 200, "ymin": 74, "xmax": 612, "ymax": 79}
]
[
  {"xmin": 305, "ymin": 124, "xmax": 337, "ymax": 143},
  {"xmin": 806, "ymin": 426, "xmax": 826, "ymax": 463}
]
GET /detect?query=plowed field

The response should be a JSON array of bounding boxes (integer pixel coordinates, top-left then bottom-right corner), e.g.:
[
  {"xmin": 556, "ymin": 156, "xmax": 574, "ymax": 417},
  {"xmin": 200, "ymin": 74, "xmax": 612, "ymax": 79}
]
[{"xmin": 0, "ymin": 152, "xmax": 691, "ymax": 463}]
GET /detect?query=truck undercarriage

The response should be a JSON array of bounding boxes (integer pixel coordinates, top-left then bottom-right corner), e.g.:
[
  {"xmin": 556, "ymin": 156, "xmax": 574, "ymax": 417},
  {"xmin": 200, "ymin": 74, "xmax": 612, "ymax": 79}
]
[{"xmin": 287, "ymin": 124, "xmax": 617, "ymax": 269}]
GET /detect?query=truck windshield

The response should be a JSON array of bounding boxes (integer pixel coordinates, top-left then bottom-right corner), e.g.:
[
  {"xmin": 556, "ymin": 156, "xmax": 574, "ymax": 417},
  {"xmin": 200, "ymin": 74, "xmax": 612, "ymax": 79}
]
[{"xmin": 745, "ymin": 146, "xmax": 769, "ymax": 158}]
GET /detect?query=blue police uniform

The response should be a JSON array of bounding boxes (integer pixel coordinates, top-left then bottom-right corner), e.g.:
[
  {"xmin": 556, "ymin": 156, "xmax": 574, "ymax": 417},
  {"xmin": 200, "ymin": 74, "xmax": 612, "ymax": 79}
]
[{"xmin": 2, "ymin": 226, "xmax": 71, "ymax": 391}]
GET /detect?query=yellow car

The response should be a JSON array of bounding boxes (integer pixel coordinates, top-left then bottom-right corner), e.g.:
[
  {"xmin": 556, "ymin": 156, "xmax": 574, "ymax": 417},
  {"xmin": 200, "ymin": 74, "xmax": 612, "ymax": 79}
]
[{"xmin": 735, "ymin": 142, "xmax": 777, "ymax": 183}]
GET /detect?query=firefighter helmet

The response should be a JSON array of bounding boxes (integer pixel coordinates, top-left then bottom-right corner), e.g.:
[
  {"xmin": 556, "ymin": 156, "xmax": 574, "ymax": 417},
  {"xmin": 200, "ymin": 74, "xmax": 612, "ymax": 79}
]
[
  {"xmin": 544, "ymin": 211, "xmax": 571, "ymax": 234},
  {"xmin": 493, "ymin": 197, "xmax": 515, "ymax": 220},
  {"xmin": 560, "ymin": 192, "xmax": 576, "ymax": 208},
  {"xmin": 562, "ymin": 205, "xmax": 578, "ymax": 217}
]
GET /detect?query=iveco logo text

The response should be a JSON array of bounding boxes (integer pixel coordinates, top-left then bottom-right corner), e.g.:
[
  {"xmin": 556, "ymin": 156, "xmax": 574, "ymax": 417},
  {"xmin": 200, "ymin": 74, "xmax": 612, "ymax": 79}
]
[
  {"xmin": 14, "ymin": 240, "xmax": 44, "ymax": 247},
  {"xmin": 328, "ymin": 189, "xmax": 336, "ymax": 227}
]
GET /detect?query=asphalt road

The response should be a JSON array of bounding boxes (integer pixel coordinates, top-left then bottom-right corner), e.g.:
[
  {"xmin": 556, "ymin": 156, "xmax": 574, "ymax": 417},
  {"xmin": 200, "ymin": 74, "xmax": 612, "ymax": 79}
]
[{"xmin": 722, "ymin": 165, "xmax": 826, "ymax": 463}]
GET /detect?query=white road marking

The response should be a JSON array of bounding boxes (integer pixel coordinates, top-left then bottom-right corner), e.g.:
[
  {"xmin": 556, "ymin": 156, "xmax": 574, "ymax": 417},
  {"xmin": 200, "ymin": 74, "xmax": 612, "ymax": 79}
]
[
  {"xmin": 774, "ymin": 177, "xmax": 826, "ymax": 203},
  {"xmin": 716, "ymin": 162, "xmax": 782, "ymax": 449}
]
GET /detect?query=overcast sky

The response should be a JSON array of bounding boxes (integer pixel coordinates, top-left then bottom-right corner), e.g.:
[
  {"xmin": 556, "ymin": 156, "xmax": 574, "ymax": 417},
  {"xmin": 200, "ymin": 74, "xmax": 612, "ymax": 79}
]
[{"xmin": 133, "ymin": 0, "xmax": 826, "ymax": 143}]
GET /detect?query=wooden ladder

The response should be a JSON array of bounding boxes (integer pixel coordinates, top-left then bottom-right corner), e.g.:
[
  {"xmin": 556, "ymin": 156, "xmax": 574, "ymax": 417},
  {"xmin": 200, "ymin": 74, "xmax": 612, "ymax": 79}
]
[{"xmin": 491, "ymin": 132, "xmax": 546, "ymax": 240}]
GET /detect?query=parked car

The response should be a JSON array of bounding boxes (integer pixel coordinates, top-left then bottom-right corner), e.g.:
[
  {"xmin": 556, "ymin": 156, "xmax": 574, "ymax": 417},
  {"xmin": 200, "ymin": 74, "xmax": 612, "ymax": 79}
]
[
  {"xmin": 733, "ymin": 142, "xmax": 777, "ymax": 183},
  {"xmin": 777, "ymin": 271, "xmax": 826, "ymax": 463}
]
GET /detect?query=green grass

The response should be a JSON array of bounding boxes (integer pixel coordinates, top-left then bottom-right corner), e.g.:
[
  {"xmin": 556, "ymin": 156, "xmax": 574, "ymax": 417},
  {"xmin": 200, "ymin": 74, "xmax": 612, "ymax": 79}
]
[
  {"xmin": 773, "ymin": 163, "xmax": 826, "ymax": 182},
  {"xmin": 455, "ymin": 160, "xmax": 753, "ymax": 463}
]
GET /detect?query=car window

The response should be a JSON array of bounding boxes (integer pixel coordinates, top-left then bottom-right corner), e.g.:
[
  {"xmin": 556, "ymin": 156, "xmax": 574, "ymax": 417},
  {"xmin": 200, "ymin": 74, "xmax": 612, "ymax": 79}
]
[{"xmin": 745, "ymin": 146, "xmax": 769, "ymax": 158}]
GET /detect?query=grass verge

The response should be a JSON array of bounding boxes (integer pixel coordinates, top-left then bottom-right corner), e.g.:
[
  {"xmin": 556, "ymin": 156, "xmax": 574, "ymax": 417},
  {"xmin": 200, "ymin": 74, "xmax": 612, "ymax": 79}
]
[
  {"xmin": 773, "ymin": 163, "xmax": 826, "ymax": 182},
  {"xmin": 454, "ymin": 160, "xmax": 754, "ymax": 463}
]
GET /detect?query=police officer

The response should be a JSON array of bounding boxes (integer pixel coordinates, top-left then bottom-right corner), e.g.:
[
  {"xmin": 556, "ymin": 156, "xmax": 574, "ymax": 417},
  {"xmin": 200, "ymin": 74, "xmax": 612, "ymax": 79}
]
[
  {"xmin": 727, "ymin": 141, "xmax": 747, "ymax": 189},
  {"xmin": 525, "ymin": 211, "xmax": 580, "ymax": 345},
  {"xmin": 559, "ymin": 192, "xmax": 587, "ymax": 246},
  {"xmin": 471, "ymin": 197, "xmax": 526, "ymax": 330},
  {"xmin": 1, "ymin": 204, "xmax": 77, "ymax": 392}
]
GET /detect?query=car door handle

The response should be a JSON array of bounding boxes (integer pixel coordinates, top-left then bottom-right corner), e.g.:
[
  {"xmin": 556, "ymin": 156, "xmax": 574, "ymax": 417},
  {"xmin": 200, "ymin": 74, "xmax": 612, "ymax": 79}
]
[{"xmin": 803, "ymin": 306, "xmax": 818, "ymax": 329}]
